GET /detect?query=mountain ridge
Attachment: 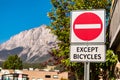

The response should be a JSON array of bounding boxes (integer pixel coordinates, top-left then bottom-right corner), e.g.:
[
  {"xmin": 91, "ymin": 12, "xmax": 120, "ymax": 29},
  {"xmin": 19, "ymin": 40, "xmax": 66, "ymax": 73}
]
[{"xmin": 0, "ymin": 25, "xmax": 58, "ymax": 63}]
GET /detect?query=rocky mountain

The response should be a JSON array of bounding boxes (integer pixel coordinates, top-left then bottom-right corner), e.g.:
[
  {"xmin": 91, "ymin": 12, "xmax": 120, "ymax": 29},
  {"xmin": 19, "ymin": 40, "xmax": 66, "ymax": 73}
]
[{"xmin": 0, "ymin": 25, "xmax": 58, "ymax": 63}]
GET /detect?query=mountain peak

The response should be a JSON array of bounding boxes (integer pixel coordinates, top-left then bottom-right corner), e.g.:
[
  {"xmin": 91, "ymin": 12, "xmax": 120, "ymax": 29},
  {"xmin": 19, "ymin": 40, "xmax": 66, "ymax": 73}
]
[{"xmin": 0, "ymin": 25, "xmax": 58, "ymax": 63}]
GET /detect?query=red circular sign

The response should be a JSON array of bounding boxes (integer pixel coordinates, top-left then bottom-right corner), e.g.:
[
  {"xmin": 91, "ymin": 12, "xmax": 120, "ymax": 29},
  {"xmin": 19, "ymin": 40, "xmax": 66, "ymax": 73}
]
[{"xmin": 73, "ymin": 12, "xmax": 103, "ymax": 41}]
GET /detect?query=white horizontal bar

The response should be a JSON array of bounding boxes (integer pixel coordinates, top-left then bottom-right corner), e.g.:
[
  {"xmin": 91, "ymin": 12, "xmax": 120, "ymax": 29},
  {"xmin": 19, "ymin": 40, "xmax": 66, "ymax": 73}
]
[{"xmin": 75, "ymin": 24, "xmax": 101, "ymax": 29}]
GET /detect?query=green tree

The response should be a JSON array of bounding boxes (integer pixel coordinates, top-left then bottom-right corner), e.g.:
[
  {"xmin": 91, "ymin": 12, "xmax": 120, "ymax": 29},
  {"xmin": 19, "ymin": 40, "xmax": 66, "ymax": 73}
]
[
  {"xmin": 90, "ymin": 50, "xmax": 118, "ymax": 80},
  {"xmin": 100, "ymin": 50, "xmax": 118, "ymax": 79},
  {"xmin": 48, "ymin": 0, "xmax": 117, "ymax": 80},
  {"xmin": 3, "ymin": 55, "xmax": 23, "ymax": 69}
]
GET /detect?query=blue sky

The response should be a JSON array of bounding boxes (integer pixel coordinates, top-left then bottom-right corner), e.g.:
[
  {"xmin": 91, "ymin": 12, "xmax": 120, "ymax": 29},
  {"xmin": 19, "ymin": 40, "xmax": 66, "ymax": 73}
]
[{"xmin": 0, "ymin": 0, "xmax": 52, "ymax": 44}]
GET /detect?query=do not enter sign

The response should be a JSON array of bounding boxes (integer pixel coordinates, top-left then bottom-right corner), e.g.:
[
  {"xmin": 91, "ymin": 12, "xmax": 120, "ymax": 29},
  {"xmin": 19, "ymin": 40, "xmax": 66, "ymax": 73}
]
[
  {"xmin": 73, "ymin": 12, "xmax": 102, "ymax": 41},
  {"xmin": 71, "ymin": 10, "xmax": 105, "ymax": 43}
]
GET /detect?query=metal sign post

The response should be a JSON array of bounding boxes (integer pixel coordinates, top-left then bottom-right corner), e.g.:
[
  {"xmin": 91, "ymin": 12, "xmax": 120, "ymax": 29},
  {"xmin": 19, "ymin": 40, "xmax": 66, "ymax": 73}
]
[
  {"xmin": 70, "ymin": 10, "xmax": 105, "ymax": 80},
  {"xmin": 84, "ymin": 62, "xmax": 90, "ymax": 80}
]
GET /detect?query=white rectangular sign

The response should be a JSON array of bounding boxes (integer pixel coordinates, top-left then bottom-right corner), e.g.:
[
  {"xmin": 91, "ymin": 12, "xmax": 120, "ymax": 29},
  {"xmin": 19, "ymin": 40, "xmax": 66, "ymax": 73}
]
[
  {"xmin": 70, "ymin": 44, "xmax": 106, "ymax": 62},
  {"xmin": 70, "ymin": 10, "xmax": 105, "ymax": 43}
]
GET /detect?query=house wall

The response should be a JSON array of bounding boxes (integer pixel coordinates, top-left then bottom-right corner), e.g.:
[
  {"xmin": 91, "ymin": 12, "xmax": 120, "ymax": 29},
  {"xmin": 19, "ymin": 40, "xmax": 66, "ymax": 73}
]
[
  {"xmin": 109, "ymin": 0, "xmax": 120, "ymax": 49},
  {"xmin": 23, "ymin": 70, "xmax": 68, "ymax": 80},
  {"xmin": 109, "ymin": 0, "xmax": 120, "ymax": 79},
  {"xmin": 0, "ymin": 69, "xmax": 68, "ymax": 80}
]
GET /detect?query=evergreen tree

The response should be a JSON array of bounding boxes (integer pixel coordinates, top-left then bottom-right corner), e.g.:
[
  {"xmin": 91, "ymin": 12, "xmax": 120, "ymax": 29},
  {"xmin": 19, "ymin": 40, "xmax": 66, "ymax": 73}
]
[{"xmin": 3, "ymin": 55, "xmax": 23, "ymax": 69}]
